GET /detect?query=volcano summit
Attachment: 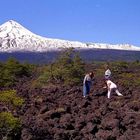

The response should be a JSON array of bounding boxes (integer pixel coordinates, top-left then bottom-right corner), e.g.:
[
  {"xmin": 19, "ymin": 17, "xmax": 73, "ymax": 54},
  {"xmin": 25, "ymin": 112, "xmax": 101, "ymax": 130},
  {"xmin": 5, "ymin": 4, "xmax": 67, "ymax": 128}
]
[{"xmin": 0, "ymin": 20, "xmax": 140, "ymax": 52}]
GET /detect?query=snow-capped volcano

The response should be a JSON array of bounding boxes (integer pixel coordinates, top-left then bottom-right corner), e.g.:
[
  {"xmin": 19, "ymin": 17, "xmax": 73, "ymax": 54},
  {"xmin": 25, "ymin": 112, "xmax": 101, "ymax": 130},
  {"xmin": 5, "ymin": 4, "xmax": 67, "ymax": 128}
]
[{"xmin": 0, "ymin": 20, "xmax": 140, "ymax": 52}]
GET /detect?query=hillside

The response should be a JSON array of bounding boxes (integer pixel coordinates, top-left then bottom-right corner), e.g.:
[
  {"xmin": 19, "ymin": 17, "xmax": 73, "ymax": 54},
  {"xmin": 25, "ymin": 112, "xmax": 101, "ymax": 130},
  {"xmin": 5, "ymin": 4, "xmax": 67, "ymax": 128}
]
[{"xmin": 0, "ymin": 59, "xmax": 140, "ymax": 140}]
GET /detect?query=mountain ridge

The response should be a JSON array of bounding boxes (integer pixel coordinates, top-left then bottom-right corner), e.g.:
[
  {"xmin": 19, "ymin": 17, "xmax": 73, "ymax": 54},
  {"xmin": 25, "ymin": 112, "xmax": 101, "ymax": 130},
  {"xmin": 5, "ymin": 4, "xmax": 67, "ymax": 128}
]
[{"xmin": 0, "ymin": 20, "xmax": 140, "ymax": 52}]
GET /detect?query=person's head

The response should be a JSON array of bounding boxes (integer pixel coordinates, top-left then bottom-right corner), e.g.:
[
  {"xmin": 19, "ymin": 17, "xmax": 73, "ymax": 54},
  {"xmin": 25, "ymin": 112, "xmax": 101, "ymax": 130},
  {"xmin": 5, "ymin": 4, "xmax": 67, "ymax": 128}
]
[{"xmin": 89, "ymin": 72, "xmax": 94, "ymax": 78}]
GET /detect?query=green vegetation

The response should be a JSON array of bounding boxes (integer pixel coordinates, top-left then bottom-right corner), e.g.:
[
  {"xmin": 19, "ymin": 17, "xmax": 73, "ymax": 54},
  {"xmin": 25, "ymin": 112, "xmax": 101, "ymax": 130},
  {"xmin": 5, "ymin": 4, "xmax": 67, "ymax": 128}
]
[
  {"xmin": 2, "ymin": 54, "xmax": 140, "ymax": 90},
  {"xmin": 0, "ymin": 58, "xmax": 34, "ymax": 87},
  {"xmin": 0, "ymin": 90, "xmax": 24, "ymax": 107},
  {"xmin": 0, "ymin": 112, "xmax": 21, "ymax": 140},
  {"xmin": 110, "ymin": 61, "xmax": 129, "ymax": 74},
  {"xmin": 0, "ymin": 90, "xmax": 24, "ymax": 140},
  {"xmin": 88, "ymin": 61, "xmax": 140, "ymax": 89},
  {"xmin": 34, "ymin": 57, "xmax": 140, "ymax": 88},
  {"xmin": 36, "ymin": 49, "xmax": 85, "ymax": 86},
  {"xmin": 0, "ymin": 89, "xmax": 24, "ymax": 139}
]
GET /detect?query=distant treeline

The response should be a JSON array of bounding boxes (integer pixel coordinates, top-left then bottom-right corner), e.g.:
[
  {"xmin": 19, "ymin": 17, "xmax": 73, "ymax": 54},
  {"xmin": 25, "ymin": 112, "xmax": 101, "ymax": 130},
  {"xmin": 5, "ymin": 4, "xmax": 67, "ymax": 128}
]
[{"xmin": 0, "ymin": 49, "xmax": 140, "ymax": 64}]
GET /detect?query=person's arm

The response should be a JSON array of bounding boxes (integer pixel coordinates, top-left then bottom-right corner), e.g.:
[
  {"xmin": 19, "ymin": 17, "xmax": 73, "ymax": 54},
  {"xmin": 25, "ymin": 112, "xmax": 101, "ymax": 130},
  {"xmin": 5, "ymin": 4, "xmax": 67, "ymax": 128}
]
[{"xmin": 83, "ymin": 75, "xmax": 87, "ymax": 84}]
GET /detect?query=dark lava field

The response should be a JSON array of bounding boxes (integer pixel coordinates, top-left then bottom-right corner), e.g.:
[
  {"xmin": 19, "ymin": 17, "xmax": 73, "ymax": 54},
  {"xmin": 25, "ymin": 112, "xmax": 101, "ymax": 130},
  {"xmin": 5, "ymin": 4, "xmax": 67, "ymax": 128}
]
[{"xmin": 0, "ymin": 62, "xmax": 140, "ymax": 140}]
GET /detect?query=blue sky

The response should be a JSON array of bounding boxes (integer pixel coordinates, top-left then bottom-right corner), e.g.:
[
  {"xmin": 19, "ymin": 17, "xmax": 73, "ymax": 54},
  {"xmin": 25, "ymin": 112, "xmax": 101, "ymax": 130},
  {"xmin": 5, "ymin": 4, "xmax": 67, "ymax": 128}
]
[{"xmin": 0, "ymin": 0, "xmax": 140, "ymax": 46}]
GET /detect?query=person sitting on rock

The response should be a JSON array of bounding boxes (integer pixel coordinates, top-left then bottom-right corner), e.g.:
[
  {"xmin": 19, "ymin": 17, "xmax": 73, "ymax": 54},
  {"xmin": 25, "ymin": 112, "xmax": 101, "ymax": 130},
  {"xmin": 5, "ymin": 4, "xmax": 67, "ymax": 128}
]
[
  {"xmin": 105, "ymin": 79, "xmax": 123, "ymax": 99},
  {"xmin": 104, "ymin": 65, "xmax": 111, "ymax": 80},
  {"xmin": 83, "ymin": 72, "xmax": 94, "ymax": 97}
]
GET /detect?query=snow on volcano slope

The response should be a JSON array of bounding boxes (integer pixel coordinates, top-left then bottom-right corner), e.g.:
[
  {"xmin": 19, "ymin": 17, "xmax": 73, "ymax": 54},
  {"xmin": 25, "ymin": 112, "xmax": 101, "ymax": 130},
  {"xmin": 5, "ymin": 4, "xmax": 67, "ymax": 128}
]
[{"xmin": 0, "ymin": 20, "xmax": 140, "ymax": 52}]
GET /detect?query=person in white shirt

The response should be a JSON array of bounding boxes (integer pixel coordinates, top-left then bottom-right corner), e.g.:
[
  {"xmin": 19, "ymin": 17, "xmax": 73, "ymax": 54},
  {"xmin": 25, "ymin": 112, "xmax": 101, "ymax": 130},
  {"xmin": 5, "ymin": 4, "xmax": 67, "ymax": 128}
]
[
  {"xmin": 105, "ymin": 79, "xmax": 123, "ymax": 99},
  {"xmin": 105, "ymin": 65, "xmax": 111, "ymax": 80},
  {"xmin": 83, "ymin": 72, "xmax": 94, "ymax": 97}
]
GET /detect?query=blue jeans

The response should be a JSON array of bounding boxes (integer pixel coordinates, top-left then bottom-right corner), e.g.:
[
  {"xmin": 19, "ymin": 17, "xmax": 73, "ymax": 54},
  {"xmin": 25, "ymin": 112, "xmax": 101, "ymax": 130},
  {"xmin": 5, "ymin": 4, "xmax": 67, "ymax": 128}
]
[{"xmin": 83, "ymin": 81, "xmax": 91, "ymax": 96}]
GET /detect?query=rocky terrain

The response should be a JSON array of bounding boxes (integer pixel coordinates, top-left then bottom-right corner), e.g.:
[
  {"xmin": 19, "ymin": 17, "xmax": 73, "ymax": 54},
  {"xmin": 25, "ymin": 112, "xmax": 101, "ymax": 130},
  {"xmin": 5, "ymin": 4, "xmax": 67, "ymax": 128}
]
[
  {"xmin": 0, "ymin": 61, "xmax": 140, "ymax": 140},
  {"xmin": 14, "ymin": 70, "xmax": 140, "ymax": 139}
]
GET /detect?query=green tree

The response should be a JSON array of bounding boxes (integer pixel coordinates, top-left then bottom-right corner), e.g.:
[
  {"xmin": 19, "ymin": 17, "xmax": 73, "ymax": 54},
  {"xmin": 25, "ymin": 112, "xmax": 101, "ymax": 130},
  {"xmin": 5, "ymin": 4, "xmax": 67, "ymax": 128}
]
[
  {"xmin": 37, "ymin": 48, "xmax": 85, "ymax": 86},
  {"xmin": 0, "ymin": 57, "xmax": 33, "ymax": 87}
]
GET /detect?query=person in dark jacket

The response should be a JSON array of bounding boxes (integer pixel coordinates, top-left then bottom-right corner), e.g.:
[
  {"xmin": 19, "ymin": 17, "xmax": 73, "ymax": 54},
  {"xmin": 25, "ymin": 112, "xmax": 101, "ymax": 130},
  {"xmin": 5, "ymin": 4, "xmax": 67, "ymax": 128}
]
[{"xmin": 83, "ymin": 72, "xmax": 94, "ymax": 97}]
